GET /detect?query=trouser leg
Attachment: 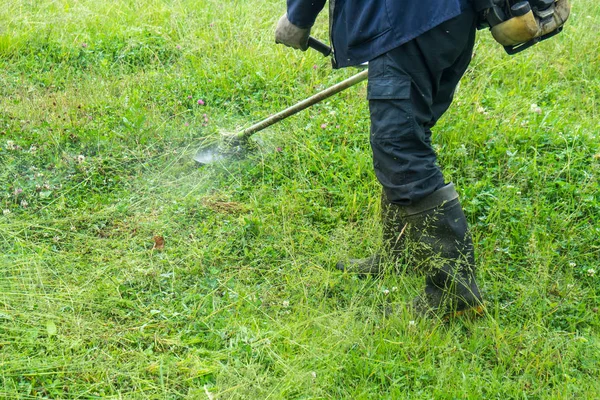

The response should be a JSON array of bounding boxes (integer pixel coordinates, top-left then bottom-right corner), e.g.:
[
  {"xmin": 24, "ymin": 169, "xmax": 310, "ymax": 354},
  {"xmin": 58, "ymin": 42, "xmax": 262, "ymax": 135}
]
[
  {"xmin": 338, "ymin": 10, "xmax": 479, "ymax": 276},
  {"xmin": 365, "ymin": 10, "xmax": 483, "ymax": 314},
  {"xmin": 368, "ymin": 9, "xmax": 477, "ymax": 204}
]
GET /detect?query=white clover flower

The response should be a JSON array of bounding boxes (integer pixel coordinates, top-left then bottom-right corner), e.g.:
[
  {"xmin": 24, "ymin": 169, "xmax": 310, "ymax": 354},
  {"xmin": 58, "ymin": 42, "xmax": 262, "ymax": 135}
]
[
  {"xmin": 282, "ymin": 300, "xmax": 290, "ymax": 308},
  {"xmin": 587, "ymin": 268, "xmax": 596, "ymax": 277},
  {"xmin": 530, "ymin": 103, "xmax": 542, "ymax": 114}
]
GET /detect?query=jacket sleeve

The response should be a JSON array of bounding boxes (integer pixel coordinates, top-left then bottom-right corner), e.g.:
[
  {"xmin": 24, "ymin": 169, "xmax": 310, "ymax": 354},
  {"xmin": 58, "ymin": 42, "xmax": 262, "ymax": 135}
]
[{"xmin": 286, "ymin": 0, "xmax": 326, "ymax": 29}]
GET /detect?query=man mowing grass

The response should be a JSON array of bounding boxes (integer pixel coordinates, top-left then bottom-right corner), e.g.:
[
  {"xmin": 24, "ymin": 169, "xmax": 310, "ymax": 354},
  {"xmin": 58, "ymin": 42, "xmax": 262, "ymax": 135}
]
[{"xmin": 275, "ymin": 0, "xmax": 569, "ymax": 318}]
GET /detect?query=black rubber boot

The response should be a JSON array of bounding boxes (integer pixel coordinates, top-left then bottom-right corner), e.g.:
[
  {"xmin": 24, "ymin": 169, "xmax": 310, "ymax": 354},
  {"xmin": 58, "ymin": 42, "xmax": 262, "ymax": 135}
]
[
  {"xmin": 337, "ymin": 183, "xmax": 482, "ymax": 315},
  {"xmin": 402, "ymin": 184, "xmax": 483, "ymax": 316},
  {"xmin": 336, "ymin": 192, "xmax": 407, "ymax": 275}
]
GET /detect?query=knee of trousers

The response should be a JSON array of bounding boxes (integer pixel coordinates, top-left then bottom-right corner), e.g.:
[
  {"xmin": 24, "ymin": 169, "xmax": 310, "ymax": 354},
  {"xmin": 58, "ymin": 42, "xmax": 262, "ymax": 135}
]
[{"xmin": 368, "ymin": 96, "xmax": 444, "ymax": 206}]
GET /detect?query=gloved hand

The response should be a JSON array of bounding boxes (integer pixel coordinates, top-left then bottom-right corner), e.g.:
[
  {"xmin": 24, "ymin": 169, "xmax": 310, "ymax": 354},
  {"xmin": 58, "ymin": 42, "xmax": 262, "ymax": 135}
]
[{"xmin": 275, "ymin": 14, "xmax": 310, "ymax": 51}]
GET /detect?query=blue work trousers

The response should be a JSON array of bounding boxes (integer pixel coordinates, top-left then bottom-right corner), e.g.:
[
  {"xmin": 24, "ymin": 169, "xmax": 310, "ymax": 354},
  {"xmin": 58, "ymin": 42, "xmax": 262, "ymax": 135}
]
[{"xmin": 368, "ymin": 9, "xmax": 477, "ymax": 206}]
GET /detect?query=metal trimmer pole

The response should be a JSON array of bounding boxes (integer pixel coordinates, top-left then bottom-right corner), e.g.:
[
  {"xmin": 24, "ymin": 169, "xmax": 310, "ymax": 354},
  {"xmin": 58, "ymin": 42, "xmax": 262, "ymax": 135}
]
[{"xmin": 228, "ymin": 69, "xmax": 369, "ymax": 142}]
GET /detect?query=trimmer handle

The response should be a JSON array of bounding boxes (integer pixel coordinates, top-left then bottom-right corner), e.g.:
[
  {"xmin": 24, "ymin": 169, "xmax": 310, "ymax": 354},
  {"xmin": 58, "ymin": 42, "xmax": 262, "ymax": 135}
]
[{"xmin": 308, "ymin": 37, "xmax": 332, "ymax": 57}]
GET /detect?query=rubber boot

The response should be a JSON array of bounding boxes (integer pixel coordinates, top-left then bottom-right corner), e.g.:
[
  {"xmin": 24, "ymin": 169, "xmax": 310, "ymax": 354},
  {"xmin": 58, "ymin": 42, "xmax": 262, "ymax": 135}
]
[
  {"xmin": 403, "ymin": 184, "xmax": 483, "ymax": 316},
  {"xmin": 335, "ymin": 192, "xmax": 407, "ymax": 275}
]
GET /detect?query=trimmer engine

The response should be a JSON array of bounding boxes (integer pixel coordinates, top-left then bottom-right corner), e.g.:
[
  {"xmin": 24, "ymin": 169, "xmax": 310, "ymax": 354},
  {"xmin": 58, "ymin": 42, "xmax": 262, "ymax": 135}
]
[{"xmin": 475, "ymin": 0, "xmax": 570, "ymax": 54}]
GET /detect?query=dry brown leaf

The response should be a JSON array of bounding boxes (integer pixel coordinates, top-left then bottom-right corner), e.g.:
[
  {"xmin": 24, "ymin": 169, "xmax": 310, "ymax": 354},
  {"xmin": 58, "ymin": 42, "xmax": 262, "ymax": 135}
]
[{"xmin": 152, "ymin": 235, "xmax": 165, "ymax": 250}]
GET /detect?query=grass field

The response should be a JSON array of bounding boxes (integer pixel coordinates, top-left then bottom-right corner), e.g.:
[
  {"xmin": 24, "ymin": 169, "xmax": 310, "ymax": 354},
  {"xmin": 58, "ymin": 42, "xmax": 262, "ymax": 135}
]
[{"xmin": 1, "ymin": 0, "xmax": 599, "ymax": 398}]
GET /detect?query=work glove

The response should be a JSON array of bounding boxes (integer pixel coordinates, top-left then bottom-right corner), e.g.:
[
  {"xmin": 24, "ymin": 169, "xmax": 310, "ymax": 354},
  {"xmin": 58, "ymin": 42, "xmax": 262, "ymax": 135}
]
[{"xmin": 275, "ymin": 14, "xmax": 310, "ymax": 51}]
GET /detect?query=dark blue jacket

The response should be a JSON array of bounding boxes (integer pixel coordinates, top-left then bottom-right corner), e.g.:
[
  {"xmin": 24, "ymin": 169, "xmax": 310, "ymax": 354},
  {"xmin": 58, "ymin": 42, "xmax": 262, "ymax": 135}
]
[{"xmin": 287, "ymin": 0, "xmax": 473, "ymax": 68}]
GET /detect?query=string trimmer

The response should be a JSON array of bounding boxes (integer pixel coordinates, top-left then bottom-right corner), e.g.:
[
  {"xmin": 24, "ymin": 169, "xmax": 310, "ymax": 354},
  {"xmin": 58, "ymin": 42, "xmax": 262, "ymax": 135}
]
[{"xmin": 193, "ymin": 37, "xmax": 368, "ymax": 165}]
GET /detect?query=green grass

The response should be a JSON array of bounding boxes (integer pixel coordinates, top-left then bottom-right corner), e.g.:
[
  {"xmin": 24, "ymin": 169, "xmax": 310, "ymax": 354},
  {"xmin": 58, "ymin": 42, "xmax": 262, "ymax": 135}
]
[{"xmin": 1, "ymin": 0, "xmax": 599, "ymax": 398}]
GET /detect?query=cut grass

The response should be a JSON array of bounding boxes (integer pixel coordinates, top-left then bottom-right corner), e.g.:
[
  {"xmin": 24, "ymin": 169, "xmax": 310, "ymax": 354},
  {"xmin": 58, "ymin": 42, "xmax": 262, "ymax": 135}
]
[{"xmin": 1, "ymin": 0, "xmax": 599, "ymax": 398}]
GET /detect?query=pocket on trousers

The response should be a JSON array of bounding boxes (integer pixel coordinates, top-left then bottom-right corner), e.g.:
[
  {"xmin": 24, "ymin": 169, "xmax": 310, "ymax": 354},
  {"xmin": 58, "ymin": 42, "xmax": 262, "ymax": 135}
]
[
  {"xmin": 367, "ymin": 78, "xmax": 410, "ymax": 100},
  {"xmin": 368, "ymin": 77, "xmax": 414, "ymax": 140}
]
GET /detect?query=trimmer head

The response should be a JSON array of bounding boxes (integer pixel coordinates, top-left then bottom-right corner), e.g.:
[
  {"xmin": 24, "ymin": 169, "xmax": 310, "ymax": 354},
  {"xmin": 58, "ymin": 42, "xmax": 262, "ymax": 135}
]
[
  {"xmin": 193, "ymin": 133, "xmax": 256, "ymax": 166},
  {"xmin": 193, "ymin": 146, "xmax": 229, "ymax": 165}
]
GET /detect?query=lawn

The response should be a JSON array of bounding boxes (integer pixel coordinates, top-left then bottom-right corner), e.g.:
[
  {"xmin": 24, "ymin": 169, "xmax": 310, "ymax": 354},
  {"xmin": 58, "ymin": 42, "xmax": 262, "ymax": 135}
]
[{"xmin": 1, "ymin": 0, "xmax": 599, "ymax": 398}]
